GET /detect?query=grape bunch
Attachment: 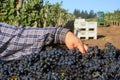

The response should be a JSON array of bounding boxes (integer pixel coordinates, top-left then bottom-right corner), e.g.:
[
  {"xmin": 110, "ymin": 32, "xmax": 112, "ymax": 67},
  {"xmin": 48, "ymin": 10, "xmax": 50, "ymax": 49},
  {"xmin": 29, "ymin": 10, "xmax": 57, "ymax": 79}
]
[{"xmin": 0, "ymin": 42, "xmax": 120, "ymax": 80}]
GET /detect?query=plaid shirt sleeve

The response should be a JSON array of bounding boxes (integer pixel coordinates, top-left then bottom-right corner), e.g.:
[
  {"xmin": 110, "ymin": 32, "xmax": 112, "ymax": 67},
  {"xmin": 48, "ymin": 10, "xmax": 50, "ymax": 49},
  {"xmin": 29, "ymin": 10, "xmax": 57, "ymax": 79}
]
[{"xmin": 0, "ymin": 22, "xmax": 69, "ymax": 60}]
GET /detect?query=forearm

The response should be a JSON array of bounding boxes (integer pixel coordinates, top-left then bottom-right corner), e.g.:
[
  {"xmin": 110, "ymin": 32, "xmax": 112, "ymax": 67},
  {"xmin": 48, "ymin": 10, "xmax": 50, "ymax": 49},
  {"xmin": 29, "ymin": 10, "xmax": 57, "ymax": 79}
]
[
  {"xmin": 20, "ymin": 26, "xmax": 70, "ymax": 45},
  {"xmin": 0, "ymin": 22, "xmax": 70, "ymax": 60},
  {"xmin": 53, "ymin": 27, "xmax": 70, "ymax": 44}
]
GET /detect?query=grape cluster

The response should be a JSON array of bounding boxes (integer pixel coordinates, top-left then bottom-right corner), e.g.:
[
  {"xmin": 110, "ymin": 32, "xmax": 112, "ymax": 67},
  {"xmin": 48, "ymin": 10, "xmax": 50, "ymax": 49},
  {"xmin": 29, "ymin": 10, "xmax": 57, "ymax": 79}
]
[{"xmin": 0, "ymin": 42, "xmax": 120, "ymax": 80}]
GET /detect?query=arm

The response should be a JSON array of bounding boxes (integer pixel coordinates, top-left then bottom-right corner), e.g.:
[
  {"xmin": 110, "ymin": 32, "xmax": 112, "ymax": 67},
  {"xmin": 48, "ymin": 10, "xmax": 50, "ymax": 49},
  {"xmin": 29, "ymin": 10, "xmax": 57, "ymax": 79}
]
[
  {"xmin": 0, "ymin": 22, "xmax": 87, "ymax": 60},
  {"xmin": 0, "ymin": 23, "xmax": 70, "ymax": 60},
  {"xmin": 42, "ymin": 27, "xmax": 88, "ymax": 53}
]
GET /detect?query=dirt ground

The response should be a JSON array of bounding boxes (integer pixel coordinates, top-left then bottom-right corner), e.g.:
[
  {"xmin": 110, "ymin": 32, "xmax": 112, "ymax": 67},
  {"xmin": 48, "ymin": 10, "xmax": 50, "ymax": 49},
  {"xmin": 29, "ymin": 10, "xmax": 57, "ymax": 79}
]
[{"xmin": 84, "ymin": 25, "xmax": 120, "ymax": 49}]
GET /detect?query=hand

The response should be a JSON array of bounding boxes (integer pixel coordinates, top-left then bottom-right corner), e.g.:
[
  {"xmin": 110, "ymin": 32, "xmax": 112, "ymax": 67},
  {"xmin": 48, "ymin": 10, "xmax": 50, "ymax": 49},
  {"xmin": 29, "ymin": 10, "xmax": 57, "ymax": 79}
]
[{"xmin": 65, "ymin": 31, "xmax": 88, "ymax": 54}]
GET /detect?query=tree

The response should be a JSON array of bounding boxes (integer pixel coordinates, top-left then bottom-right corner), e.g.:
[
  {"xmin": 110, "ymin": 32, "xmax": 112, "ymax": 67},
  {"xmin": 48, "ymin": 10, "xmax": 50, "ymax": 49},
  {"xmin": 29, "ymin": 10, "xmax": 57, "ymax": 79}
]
[
  {"xmin": 73, "ymin": 9, "xmax": 81, "ymax": 18},
  {"xmin": 0, "ymin": 0, "xmax": 75, "ymax": 27},
  {"xmin": 73, "ymin": 9, "xmax": 96, "ymax": 19},
  {"xmin": 88, "ymin": 10, "xmax": 96, "ymax": 18}
]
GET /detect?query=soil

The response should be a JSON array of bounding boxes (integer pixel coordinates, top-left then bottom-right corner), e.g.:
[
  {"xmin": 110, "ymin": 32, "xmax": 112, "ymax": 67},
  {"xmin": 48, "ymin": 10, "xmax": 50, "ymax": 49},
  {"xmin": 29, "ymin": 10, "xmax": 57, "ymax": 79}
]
[{"xmin": 84, "ymin": 25, "xmax": 120, "ymax": 49}]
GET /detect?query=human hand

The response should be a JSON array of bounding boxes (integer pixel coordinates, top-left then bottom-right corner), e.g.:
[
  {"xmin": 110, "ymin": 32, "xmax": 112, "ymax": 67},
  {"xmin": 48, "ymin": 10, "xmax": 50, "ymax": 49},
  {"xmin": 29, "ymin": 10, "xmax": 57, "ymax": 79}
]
[{"xmin": 65, "ymin": 31, "xmax": 88, "ymax": 54}]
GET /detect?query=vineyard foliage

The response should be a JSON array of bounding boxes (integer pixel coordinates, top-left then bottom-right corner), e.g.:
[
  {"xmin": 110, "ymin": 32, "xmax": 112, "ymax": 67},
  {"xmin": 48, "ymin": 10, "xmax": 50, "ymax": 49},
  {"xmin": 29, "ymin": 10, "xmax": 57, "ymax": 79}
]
[
  {"xmin": 105, "ymin": 10, "xmax": 120, "ymax": 23},
  {"xmin": 0, "ymin": 0, "xmax": 75, "ymax": 27}
]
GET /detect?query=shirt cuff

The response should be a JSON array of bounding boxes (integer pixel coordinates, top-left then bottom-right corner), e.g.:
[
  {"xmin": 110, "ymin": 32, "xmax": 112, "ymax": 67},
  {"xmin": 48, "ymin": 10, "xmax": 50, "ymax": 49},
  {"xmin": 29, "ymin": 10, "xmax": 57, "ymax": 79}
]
[{"xmin": 54, "ymin": 27, "xmax": 70, "ymax": 44}]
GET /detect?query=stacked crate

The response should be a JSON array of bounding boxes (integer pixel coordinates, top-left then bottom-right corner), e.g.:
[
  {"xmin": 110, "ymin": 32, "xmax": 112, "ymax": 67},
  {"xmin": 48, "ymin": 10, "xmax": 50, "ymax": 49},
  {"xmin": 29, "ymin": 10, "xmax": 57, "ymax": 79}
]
[
  {"xmin": 74, "ymin": 19, "xmax": 85, "ymax": 36},
  {"xmin": 74, "ymin": 19, "xmax": 97, "ymax": 39}
]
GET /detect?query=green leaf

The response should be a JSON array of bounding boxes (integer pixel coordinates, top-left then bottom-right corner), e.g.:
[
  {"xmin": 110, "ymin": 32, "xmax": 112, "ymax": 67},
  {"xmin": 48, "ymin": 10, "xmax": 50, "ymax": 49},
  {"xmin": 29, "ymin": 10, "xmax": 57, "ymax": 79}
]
[{"xmin": 8, "ymin": 15, "xmax": 14, "ymax": 20}]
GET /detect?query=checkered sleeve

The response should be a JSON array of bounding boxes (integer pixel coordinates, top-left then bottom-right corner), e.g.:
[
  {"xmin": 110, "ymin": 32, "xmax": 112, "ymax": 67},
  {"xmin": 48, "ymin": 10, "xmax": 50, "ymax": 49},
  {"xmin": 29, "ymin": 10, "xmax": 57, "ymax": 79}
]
[{"xmin": 0, "ymin": 22, "xmax": 69, "ymax": 60}]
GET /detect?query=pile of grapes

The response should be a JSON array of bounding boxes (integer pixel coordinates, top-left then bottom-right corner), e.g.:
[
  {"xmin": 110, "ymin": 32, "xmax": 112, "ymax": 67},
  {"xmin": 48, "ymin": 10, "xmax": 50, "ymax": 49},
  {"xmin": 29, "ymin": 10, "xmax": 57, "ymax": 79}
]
[{"xmin": 0, "ymin": 42, "xmax": 120, "ymax": 80}]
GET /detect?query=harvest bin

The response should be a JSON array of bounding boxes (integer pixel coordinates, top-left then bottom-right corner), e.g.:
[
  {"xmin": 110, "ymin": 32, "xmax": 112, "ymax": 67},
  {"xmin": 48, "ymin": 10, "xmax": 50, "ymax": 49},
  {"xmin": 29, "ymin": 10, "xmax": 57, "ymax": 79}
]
[{"xmin": 74, "ymin": 18, "xmax": 97, "ymax": 39}]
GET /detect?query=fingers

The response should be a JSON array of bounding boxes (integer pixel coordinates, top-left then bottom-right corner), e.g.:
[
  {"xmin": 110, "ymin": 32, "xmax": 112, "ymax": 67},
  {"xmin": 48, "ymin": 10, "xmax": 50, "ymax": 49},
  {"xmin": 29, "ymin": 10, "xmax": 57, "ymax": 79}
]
[
  {"xmin": 64, "ymin": 31, "xmax": 88, "ymax": 54},
  {"xmin": 77, "ymin": 43, "xmax": 88, "ymax": 54},
  {"xmin": 84, "ymin": 44, "xmax": 88, "ymax": 52}
]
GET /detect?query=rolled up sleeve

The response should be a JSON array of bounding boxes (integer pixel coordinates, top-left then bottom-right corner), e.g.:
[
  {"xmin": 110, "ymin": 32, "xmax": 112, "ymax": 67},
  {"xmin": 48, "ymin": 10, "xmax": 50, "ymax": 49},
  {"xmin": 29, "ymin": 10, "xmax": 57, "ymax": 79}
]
[
  {"xmin": 0, "ymin": 22, "xmax": 70, "ymax": 60},
  {"xmin": 54, "ymin": 27, "xmax": 70, "ymax": 44}
]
